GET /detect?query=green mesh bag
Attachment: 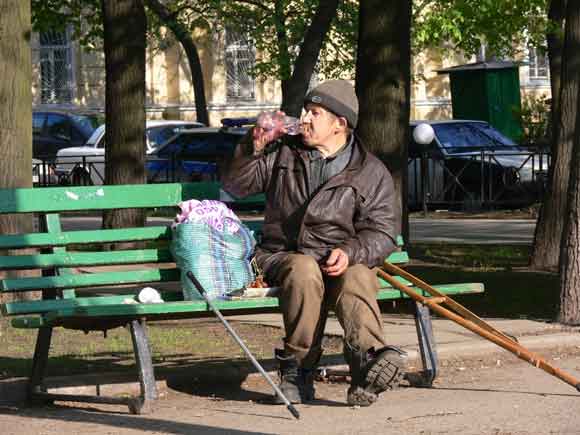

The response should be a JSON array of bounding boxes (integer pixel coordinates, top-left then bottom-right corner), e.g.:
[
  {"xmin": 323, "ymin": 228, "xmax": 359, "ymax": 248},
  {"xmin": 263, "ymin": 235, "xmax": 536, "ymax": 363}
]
[{"xmin": 170, "ymin": 219, "xmax": 256, "ymax": 300}]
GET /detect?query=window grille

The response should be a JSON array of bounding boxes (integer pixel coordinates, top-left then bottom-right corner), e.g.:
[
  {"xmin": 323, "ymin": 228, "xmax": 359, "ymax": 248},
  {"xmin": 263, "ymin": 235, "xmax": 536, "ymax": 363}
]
[
  {"xmin": 38, "ymin": 29, "xmax": 75, "ymax": 104},
  {"xmin": 225, "ymin": 30, "xmax": 256, "ymax": 102}
]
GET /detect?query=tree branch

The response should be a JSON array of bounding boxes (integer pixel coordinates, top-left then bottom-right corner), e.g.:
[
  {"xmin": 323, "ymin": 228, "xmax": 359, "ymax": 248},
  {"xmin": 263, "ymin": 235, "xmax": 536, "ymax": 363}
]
[
  {"xmin": 143, "ymin": 0, "xmax": 210, "ymax": 125},
  {"xmin": 230, "ymin": 0, "xmax": 271, "ymax": 13}
]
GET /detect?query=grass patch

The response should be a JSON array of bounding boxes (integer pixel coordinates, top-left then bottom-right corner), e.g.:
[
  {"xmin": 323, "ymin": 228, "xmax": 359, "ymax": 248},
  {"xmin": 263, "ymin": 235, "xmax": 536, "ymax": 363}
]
[
  {"xmin": 399, "ymin": 265, "xmax": 559, "ymax": 320},
  {"xmin": 0, "ymin": 319, "xmax": 323, "ymax": 380},
  {"xmin": 408, "ymin": 243, "xmax": 531, "ymax": 269}
]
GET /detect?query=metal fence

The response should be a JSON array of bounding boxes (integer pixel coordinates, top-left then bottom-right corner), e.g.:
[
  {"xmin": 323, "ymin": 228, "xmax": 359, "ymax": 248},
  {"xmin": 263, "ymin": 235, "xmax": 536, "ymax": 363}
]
[{"xmin": 408, "ymin": 149, "xmax": 550, "ymax": 211}]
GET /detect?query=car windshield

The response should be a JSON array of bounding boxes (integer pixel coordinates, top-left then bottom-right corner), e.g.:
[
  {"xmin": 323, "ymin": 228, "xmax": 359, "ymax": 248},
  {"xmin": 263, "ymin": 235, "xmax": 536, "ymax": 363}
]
[
  {"xmin": 146, "ymin": 123, "xmax": 202, "ymax": 151},
  {"xmin": 70, "ymin": 114, "xmax": 101, "ymax": 138},
  {"xmin": 433, "ymin": 122, "xmax": 517, "ymax": 154}
]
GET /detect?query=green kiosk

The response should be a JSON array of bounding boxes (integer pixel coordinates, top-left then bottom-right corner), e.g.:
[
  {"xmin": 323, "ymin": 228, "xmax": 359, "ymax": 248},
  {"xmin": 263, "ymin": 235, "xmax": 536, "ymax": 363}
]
[{"xmin": 437, "ymin": 61, "xmax": 523, "ymax": 141}]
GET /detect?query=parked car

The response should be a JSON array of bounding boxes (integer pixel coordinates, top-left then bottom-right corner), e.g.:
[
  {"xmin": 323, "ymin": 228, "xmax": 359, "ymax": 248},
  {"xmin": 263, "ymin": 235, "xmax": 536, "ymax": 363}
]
[
  {"xmin": 150, "ymin": 121, "xmax": 267, "ymax": 207},
  {"xmin": 408, "ymin": 120, "xmax": 550, "ymax": 208},
  {"xmin": 54, "ymin": 120, "xmax": 204, "ymax": 185},
  {"xmin": 147, "ymin": 126, "xmax": 248, "ymax": 183},
  {"xmin": 33, "ymin": 109, "xmax": 102, "ymax": 160}
]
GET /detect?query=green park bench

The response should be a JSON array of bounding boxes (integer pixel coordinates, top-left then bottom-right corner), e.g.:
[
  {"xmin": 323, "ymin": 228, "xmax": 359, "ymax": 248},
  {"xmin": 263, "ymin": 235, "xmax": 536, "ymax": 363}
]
[{"xmin": 0, "ymin": 182, "xmax": 484, "ymax": 414}]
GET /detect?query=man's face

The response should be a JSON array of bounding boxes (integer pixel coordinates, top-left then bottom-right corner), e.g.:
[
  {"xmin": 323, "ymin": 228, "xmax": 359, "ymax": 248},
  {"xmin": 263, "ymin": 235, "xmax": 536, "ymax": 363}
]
[{"xmin": 300, "ymin": 103, "xmax": 343, "ymax": 149}]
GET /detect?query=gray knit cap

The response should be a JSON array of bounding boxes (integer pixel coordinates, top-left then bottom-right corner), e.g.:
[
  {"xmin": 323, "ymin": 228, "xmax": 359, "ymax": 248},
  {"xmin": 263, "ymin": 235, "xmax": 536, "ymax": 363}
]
[{"xmin": 304, "ymin": 79, "xmax": 359, "ymax": 128}]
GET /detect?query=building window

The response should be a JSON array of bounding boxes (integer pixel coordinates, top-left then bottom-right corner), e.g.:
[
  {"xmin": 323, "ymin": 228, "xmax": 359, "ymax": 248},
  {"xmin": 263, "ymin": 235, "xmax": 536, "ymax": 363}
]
[
  {"xmin": 39, "ymin": 29, "xmax": 75, "ymax": 104},
  {"xmin": 225, "ymin": 30, "xmax": 255, "ymax": 102},
  {"xmin": 528, "ymin": 46, "xmax": 549, "ymax": 81}
]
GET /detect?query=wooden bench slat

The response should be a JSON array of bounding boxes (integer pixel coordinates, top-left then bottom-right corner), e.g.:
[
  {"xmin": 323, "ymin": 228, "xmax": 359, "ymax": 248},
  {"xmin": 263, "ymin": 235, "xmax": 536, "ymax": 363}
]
[
  {"xmin": 26, "ymin": 282, "xmax": 483, "ymax": 328},
  {"xmin": 44, "ymin": 213, "xmax": 78, "ymax": 299},
  {"xmin": 2, "ymin": 275, "xmax": 413, "ymax": 314},
  {"xmin": 0, "ymin": 226, "xmax": 171, "ymax": 249},
  {"xmin": 2, "ymin": 291, "xmax": 183, "ymax": 316},
  {"xmin": 0, "ymin": 248, "xmax": 174, "ymax": 270},
  {"xmin": 0, "ymin": 268, "xmax": 180, "ymax": 292},
  {"xmin": 4, "ymin": 282, "xmax": 484, "ymax": 321},
  {"xmin": 0, "ymin": 182, "xmax": 265, "ymax": 214},
  {"xmin": 0, "ymin": 183, "xmax": 213, "ymax": 213},
  {"xmin": 385, "ymin": 251, "xmax": 408, "ymax": 264}
]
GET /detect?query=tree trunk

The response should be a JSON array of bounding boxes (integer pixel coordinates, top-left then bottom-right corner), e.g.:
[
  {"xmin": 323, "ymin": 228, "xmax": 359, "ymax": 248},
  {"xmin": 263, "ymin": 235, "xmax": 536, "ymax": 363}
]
[
  {"xmin": 144, "ymin": 0, "xmax": 209, "ymax": 126},
  {"xmin": 0, "ymin": 0, "xmax": 32, "ymax": 192},
  {"xmin": 559, "ymin": 1, "xmax": 580, "ymax": 325},
  {"xmin": 355, "ymin": 0, "xmax": 411, "ymax": 241},
  {"xmin": 531, "ymin": 0, "xmax": 577, "ymax": 271},
  {"xmin": 547, "ymin": 0, "xmax": 566, "ymax": 159},
  {"xmin": 0, "ymin": 0, "xmax": 35, "ymax": 303},
  {"xmin": 101, "ymin": 0, "xmax": 147, "ymax": 231},
  {"xmin": 280, "ymin": 0, "xmax": 339, "ymax": 116}
]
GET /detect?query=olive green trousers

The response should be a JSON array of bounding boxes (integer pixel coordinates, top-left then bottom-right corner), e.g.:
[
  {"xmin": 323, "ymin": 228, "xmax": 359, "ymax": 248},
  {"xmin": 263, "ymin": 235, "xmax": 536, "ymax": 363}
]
[{"xmin": 266, "ymin": 253, "xmax": 387, "ymax": 367}]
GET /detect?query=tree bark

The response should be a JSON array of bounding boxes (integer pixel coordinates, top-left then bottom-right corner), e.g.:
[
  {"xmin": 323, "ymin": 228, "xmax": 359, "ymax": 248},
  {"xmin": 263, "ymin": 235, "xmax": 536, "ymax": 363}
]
[
  {"xmin": 547, "ymin": 0, "xmax": 566, "ymax": 159},
  {"xmin": 280, "ymin": 0, "xmax": 339, "ymax": 116},
  {"xmin": 144, "ymin": 0, "xmax": 209, "ymax": 126},
  {"xmin": 101, "ymin": 0, "xmax": 147, "ymax": 231},
  {"xmin": 355, "ymin": 0, "xmax": 411, "ymax": 241},
  {"xmin": 559, "ymin": 1, "xmax": 580, "ymax": 325},
  {"xmin": 0, "ymin": 0, "xmax": 35, "ymax": 303},
  {"xmin": 0, "ymin": 0, "xmax": 32, "ymax": 192},
  {"xmin": 531, "ymin": 0, "xmax": 577, "ymax": 271}
]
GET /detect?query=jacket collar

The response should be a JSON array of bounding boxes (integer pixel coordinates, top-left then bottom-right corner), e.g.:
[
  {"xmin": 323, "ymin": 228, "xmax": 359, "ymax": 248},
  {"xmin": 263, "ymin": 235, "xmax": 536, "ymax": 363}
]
[{"xmin": 316, "ymin": 135, "xmax": 368, "ymax": 191}]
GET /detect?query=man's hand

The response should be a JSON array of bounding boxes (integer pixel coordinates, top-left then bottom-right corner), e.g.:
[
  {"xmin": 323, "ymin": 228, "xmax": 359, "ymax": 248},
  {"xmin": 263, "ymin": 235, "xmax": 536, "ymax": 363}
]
[
  {"xmin": 252, "ymin": 126, "xmax": 278, "ymax": 154},
  {"xmin": 252, "ymin": 110, "xmax": 287, "ymax": 154},
  {"xmin": 320, "ymin": 248, "xmax": 349, "ymax": 276}
]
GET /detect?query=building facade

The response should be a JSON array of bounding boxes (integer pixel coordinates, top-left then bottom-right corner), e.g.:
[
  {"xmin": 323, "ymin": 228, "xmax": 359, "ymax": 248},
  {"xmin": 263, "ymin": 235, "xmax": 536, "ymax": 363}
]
[{"xmin": 31, "ymin": 27, "xmax": 551, "ymax": 127}]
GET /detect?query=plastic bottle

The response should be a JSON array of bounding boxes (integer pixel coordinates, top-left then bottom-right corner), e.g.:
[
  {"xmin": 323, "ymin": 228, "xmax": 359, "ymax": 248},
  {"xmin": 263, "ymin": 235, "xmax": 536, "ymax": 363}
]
[{"xmin": 256, "ymin": 111, "xmax": 302, "ymax": 136}]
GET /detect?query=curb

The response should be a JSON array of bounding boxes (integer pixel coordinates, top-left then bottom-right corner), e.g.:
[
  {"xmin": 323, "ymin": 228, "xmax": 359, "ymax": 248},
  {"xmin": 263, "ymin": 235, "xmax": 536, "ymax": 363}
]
[{"xmin": 434, "ymin": 332, "xmax": 580, "ymax": 359}]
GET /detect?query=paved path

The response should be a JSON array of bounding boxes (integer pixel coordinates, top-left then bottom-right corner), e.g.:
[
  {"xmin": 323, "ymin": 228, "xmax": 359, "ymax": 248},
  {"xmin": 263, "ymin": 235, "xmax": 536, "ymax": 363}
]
[
  {"xmin": 410, "ymin": 218, "xmax": 535, "ymax": 245},
  {"xmin": 2, "ymin": 315, "xmax": 578, "ymax": 434}
]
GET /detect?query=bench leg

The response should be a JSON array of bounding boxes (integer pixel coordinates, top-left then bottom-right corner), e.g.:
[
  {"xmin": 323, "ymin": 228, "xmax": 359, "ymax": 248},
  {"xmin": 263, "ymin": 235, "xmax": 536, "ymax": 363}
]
[
  {"xmin": 27, "ymin": 321, "xmax": 157, "ymax": 415},
  {"xmin": 411, "ymin": 301, "xmax": 438, "ymax": 387},
  {"xmin": 128, "ymin": 318, "xmax": 157, "ymax": 414},
  {"xmin": 27, "ymin": 326, "xmax": 54, "ymax": 404}
]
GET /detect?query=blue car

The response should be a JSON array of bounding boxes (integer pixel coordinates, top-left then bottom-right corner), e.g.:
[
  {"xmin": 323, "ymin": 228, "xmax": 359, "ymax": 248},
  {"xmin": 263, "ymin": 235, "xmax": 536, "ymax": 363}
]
[{"xmin": 147, "ymin": 126, "xmax": 248, "ymax": 182}]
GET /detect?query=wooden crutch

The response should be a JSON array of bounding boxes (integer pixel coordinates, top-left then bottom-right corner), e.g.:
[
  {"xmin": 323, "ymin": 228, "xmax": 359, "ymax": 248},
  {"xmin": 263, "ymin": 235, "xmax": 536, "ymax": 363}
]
[
  {"xmin": 383, "ymin": 262, "xmax": 518, "ymax": 343},
  {"xmin": 379, "ymin": 263, "xmax": 580, "ymax": 392}
]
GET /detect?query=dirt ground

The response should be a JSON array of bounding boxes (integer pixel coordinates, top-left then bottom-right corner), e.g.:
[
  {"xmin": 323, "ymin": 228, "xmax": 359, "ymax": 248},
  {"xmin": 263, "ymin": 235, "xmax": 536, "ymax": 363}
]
[{"xmin": 1, "ymin": 346, "xmax": 579, "ymax": 435}]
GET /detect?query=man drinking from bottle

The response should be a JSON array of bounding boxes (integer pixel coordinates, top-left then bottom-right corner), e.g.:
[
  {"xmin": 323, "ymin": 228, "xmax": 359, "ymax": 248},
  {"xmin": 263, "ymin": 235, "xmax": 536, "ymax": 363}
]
[{"xmin": 222, "ymin": 79, "xmax": 405, "ymax": 407}]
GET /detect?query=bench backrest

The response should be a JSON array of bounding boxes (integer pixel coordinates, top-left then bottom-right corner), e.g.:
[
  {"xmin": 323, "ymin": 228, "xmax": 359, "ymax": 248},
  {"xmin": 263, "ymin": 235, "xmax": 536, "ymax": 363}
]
[
  {"xmin": 0, "ymin": 182, "xmax": 407, "ymax": 319},
  {"xmin": 0, "ymin": 184, "xmax": 202, "ymax": 317}
]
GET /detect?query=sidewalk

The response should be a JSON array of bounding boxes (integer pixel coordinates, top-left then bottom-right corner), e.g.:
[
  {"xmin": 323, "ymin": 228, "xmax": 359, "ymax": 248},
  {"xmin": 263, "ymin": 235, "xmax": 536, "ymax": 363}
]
[{"xmin": 3, "ymin": 312, "xmax": 577, "ymax": 407}]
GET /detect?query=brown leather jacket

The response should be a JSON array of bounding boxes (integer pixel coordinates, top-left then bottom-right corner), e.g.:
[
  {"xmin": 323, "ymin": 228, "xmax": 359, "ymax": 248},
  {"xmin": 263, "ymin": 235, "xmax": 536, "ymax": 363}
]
[{"xmin": 221, "ymin": 134, "xmax": 399, "ymax": 270}]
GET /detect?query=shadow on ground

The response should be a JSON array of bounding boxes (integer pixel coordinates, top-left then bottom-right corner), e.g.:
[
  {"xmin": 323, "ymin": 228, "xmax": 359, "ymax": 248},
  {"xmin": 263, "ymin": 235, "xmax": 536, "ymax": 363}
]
[{"xmin": 0, "ymin": 405, "xmax": 276, "ymax": 434}]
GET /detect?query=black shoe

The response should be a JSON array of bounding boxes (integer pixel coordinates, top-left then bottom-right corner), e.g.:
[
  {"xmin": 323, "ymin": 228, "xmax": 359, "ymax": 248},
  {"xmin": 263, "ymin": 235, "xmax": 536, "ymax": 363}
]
[
  {"xmin": 272, "ymin": 349, "xmax": 315, "ymax": 404},
  {"xmin": 344, "ymin": 344, "xmax": 407, "ymax": 407}
]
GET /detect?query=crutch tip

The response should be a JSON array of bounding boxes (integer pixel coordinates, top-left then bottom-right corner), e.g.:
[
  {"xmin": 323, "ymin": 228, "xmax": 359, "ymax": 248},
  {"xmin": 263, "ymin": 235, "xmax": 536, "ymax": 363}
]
[{"xmin": 288, "ymin": 404, "xmax": 301, "ymax": 420}]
